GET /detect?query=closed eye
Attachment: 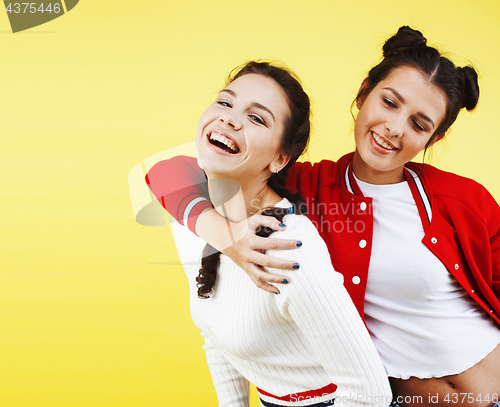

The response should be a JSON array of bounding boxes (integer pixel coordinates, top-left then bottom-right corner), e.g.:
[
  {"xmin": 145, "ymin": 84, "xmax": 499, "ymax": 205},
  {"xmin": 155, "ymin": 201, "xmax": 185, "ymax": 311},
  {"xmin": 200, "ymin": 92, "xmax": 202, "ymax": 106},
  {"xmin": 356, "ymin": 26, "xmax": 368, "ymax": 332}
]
[
  {"xmin": 412, "ymin": 120, "xmax": 425, "ymax": 132},
  {"xmin": 383, "ymin": 98, "xmax": 397, "ymax": 108}
]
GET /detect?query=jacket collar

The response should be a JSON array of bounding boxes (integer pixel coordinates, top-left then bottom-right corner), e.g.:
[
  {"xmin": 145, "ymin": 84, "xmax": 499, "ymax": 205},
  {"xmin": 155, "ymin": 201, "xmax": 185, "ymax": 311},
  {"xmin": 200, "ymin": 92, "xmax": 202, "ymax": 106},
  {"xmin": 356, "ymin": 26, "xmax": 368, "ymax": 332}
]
[
  {"xmin": 405, "ymin": 167, "xmax": 432, "ymax": 230},
  {"xmin": 343, "ymin": 157, "xmax": 432, "ymax": 231}
]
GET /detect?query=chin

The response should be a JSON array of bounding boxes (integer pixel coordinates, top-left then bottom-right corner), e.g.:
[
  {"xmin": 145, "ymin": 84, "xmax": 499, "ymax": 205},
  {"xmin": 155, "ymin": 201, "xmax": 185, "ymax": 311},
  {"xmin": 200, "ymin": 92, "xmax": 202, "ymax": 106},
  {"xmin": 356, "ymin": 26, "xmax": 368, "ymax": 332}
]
[{"xmin": 196, "ymin": 153, "xmax": 218, "ymax": 172}]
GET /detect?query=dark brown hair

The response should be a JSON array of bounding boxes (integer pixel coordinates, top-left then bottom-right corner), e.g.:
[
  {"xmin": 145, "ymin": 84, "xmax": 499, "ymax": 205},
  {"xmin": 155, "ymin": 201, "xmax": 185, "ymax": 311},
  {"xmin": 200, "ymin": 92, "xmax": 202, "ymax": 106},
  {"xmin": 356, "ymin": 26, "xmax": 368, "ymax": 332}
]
[
  {"xmin": 196, "ymin": 61, "xmax": 311, "ymax": 299},
  {"xmin": 355, "ymin": 26, "xmax": 479, "ymax": 152}
]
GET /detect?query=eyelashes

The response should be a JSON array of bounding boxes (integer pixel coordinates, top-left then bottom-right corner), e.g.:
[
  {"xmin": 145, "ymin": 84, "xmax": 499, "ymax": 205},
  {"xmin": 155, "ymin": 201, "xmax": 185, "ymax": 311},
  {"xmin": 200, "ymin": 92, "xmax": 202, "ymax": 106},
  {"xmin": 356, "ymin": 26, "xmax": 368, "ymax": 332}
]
[
  {"xmin": 248, "ymin": 114, "xmax": 265, "ymax": 125},
  {"xmin": 383, "ymin": 98, "xmax": 397, "ymax": 108},
  {"xmin": 412, "ymin": 120, "xmax": 425, "ymax": 132},
  {"xmin": 216, "ymin": 100, "xmax": 267, "ymax": 126},
  {"xmin": 217, "ymin": 100, "xmax": 232, "ymax": 108},
  {"xmin": 382, "ymin": 98, "xmax": 427, "ymax": 132}
]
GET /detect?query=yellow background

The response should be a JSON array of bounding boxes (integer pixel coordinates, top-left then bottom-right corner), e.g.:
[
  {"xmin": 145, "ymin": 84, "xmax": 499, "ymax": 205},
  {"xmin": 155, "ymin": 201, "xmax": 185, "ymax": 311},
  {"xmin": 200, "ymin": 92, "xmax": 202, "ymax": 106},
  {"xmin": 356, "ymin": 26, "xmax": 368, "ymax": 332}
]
[{"xmin": 1, "ymin": 1, "xmax": 499, "ymax": 406}]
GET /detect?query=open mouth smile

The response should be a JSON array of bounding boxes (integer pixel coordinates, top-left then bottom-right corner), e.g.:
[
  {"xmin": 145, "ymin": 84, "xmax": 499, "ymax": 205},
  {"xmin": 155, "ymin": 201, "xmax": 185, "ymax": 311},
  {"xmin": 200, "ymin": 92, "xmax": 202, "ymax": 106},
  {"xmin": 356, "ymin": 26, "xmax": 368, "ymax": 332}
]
[
  {"xmin": 371, "ymin": 131, "xmax": 397, "ymax": 151},
  {"xmin": 208, "ymin": 131, "xmax": 240, "ymax": 154}
]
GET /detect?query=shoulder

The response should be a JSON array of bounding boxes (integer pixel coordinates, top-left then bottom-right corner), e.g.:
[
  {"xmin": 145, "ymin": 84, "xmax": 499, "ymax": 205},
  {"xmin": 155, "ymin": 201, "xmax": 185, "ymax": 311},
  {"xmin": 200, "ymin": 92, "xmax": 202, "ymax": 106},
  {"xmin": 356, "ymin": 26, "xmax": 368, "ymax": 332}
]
[
  {"xmin": 287, "ymin": 154, "xmax": 353, "ymax": 195},
  {"xmin": 409, "ymin": 162, "xmax": 494, "ymax": 200},
  {"xmin": 291, "ymin": 153, "xmax": 353, "ymax": 177},
  {"xmin": 273, "ymin": 212, "xmax": 322, "ymax": 241},
  {"xmin": 409, "ymin": 163, "xmax": 500, "ymax": 217},
  {"xmin": 426, "ymin": 165, "xmax": 483, "ymax": 190}
]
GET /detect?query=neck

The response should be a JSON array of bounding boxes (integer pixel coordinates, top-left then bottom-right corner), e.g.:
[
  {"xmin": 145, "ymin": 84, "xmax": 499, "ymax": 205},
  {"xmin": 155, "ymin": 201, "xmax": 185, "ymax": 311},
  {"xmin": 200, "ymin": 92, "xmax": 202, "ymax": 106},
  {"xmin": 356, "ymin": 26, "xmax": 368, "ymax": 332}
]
[
  {"xmin": 352, "ymin": 150, "xmax": 406, "ymax": 185},
  {"xmin": 207, "ymin": 177, "xmax": 282, "ymax": 222}
]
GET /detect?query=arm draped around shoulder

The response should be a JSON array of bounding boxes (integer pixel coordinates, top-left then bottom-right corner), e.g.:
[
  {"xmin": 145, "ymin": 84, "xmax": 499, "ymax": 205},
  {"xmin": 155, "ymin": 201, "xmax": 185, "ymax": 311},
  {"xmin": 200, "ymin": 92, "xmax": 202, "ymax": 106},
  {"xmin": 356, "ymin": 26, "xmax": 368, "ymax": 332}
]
[
  {"xmin": 145, "ymin": 157, "xmax": 338, "ymax": 235},
  {"xmin": 266, "ymin": 215, "xmax": 392, "ymax": 407},
  {"xmin": 145, "ymin": 156, "xmax": 211, "ymax": 233}
]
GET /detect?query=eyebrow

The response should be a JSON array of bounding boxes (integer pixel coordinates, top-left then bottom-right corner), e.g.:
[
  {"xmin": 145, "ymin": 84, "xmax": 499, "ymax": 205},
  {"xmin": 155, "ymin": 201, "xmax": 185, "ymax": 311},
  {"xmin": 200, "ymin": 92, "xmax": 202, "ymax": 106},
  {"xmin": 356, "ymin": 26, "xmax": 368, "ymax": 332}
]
[
  {"xmin": 383, "ymin": 87, "xmax": 435, "ymax": 128},
  {"xmin": 219, "ymin": 89, "xmax": 276, "ymax": 122}
]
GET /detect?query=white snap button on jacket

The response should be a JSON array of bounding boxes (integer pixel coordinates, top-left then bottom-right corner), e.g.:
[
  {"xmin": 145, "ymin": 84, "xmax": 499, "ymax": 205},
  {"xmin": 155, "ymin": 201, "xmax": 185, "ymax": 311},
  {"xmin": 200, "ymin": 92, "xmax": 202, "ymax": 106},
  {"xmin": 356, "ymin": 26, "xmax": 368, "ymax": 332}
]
[
  {"xmin": 352, "ymin": 276, "xmax": 361, "ymax": 285},
  {"xmin": 360, "ymin": 202, "xmax": 367, "ymax": 211},
  {"xmin": 431, "ymin": 237, "xmax": 437, "ymax": 244},
  {"xmin": 455, "ymin": 264, "xmax": 459, "ymax": 270},
  {"xmin": 359, "ymin": 239, "xmax": 367, "ymax": 248}
]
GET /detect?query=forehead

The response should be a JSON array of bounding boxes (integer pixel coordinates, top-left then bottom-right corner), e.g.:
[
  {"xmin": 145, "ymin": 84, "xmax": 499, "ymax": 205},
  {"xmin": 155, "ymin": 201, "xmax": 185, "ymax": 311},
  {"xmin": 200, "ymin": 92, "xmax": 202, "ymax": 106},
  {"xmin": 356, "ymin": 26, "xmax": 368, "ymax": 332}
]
[
  {"xmin": 225, "ymin": 74, "xmax": 290, "ymax": 117},
  {"xmin": 379, "ymin": 66, "xmax": 447, "ymax": 121}
]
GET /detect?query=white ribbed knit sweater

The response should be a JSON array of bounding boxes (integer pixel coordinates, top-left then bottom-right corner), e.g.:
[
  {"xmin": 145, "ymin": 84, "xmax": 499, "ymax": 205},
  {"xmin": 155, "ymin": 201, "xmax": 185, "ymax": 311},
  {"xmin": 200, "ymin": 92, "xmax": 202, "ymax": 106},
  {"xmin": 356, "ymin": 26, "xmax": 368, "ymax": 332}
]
[{"xmin": 172, "ymin": 199, "xmax": 391, "ymax": 407}]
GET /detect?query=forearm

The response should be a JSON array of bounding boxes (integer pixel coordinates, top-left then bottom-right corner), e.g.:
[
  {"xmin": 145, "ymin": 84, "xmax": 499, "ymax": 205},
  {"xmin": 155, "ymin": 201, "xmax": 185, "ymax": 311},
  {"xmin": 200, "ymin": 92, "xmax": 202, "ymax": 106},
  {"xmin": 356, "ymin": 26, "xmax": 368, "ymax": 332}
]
[{"xmin": 195, "ymin": 208, "xmax": 238, "ymax": 253}]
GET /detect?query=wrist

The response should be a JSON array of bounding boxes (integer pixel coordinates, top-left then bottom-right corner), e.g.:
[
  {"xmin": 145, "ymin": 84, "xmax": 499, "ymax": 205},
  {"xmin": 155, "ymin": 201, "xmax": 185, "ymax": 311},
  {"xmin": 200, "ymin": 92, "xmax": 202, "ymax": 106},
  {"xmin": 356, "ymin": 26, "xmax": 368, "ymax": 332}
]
[{"xmin": 196, "ymin": 208, "xmax": 243, "ymax": 253}]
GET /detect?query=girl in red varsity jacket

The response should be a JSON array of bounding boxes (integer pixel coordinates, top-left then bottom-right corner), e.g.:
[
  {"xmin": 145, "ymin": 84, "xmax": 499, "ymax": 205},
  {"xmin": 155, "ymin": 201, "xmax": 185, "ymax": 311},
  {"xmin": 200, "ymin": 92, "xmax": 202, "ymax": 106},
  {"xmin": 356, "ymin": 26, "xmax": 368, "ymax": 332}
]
[{"xmin": 142, "ymin": 27, "xmax": 500, "ymax": 406}]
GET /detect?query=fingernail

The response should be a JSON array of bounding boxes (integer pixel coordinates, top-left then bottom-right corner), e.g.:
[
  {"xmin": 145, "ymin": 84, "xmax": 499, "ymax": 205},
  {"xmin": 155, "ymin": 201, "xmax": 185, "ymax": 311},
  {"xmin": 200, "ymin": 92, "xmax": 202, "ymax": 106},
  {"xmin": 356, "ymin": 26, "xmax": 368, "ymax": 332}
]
[
  {"xmin": 279, "ymin": 223, "xmax": 287, "ymax": 228},
  {"xmin": 273, "ymin": 291, "xmax": 279, "ymax": 295},
  {"xmin": 282, "ymin": 279, "xmax": 289, "ymax": 284},
  {"xmin": 293, "ymin": 263, "xmax": 300, "ymax": 270},
  {"xmin": 296, "ymin": 241, "xmax": 302, "ymax": 247}
]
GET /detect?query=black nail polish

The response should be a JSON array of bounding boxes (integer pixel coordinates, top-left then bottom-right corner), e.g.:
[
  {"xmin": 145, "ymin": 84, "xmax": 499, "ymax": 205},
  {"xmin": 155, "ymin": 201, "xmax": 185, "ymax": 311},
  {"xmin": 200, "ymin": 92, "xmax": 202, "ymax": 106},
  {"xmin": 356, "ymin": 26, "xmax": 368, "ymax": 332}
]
[
  {"xmin": 273, "ymin": 291, "xmax": 279, "ymax": 295},
  {"xmin": 279, "ymin": 222, "xmax": 287, "ymax": 228},
  {"xmin": 296, "ymin": 241, "xmax": 302, "ymax": 247},
  {"xmin": 293, "ymin": 263, "xmax": 300, "ymax": 270},
  {"xmin": 282, "ymin": 279, "xmax": 289, "ymax": 284}
]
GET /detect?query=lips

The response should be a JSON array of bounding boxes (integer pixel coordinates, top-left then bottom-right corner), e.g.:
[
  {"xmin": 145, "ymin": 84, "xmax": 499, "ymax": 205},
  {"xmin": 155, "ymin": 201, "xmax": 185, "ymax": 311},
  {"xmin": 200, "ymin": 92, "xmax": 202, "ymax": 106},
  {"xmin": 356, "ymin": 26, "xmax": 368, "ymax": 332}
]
[
  {"xmin": 371, "ymin": 131, "xmax": 397, "ymax": 151},
  {"xmin": 207, "ymin": 130, "xmax": 240, "ymax": 154}
]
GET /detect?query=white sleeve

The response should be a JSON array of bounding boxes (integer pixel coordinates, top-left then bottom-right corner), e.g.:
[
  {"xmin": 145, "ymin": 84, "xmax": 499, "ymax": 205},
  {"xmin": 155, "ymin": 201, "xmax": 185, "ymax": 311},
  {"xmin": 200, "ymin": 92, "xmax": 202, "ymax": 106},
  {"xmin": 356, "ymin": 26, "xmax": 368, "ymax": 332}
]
[
  {"xmin": 267, "ymin": 216, "xmax": 392, "ymax": 407},
  {"xmin": 201, "ymin": 332, "xmax": 250, "ymax": 407}
]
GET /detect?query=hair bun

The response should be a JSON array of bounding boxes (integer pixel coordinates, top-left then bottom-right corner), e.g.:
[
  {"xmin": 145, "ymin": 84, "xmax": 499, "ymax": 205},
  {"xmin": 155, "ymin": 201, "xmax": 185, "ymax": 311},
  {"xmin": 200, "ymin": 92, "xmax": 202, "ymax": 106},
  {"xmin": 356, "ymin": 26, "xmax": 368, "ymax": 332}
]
[
  {"xmin": 457, "ymin": 66, "xmax": 479, "ymax": 111},
  {"xmin": 383, "ymin": 26, "xmax": 427, "ymax": 58}
]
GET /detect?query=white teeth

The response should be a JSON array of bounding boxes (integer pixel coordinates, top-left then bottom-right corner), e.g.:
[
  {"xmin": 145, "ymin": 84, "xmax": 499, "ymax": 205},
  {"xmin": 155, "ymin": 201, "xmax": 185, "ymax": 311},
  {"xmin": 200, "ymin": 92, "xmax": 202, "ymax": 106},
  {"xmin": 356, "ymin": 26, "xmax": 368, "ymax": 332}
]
[
  {"xmin": 209, "ymin": 131, "xmax": 239, "ymax": 152},
  {"xmin": 372, "ymin": 132, "xmax": 396, "ymax": 150}
]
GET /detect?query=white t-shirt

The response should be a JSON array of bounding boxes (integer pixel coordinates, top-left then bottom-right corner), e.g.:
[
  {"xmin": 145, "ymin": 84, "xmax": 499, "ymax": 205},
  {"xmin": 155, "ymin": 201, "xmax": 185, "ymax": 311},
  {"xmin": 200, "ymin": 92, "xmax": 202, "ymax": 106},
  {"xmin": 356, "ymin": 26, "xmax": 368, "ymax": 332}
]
[{"xmin": 356, "ymin": 177, "xmax": 500, "ymax": 379}]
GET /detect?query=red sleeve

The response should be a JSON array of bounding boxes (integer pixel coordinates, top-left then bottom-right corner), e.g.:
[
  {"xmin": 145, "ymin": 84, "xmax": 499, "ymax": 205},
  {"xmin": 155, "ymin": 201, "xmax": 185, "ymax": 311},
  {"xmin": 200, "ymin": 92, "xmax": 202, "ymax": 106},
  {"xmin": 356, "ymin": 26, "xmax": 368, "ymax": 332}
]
[
  {"xmin": 485, "ymin": 190, "xmax": 500, "ymax": 299},
  {"xmin": 145, "ymin": 155, "xmax": 212, "ymax": 234}
]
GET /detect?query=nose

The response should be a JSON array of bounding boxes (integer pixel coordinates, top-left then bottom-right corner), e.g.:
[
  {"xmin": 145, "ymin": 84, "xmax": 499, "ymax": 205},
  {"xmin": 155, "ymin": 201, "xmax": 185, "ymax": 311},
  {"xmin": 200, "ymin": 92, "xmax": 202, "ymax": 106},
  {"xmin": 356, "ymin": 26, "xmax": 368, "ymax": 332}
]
[
  {"xmin": 219, "ymin": 113, "xmax": 241, "ymax": 131},
  {"xmin": 386, "ymin": 115, "xmax": 404, "ymax": 138}
]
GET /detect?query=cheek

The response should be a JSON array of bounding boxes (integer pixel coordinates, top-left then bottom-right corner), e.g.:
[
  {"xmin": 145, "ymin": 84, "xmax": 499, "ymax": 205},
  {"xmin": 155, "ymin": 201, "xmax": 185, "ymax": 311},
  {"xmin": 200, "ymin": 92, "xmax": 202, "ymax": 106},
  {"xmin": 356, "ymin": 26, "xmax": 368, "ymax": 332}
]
[
  {"xmin": 268, "ymin": 129, "xmax": 285, "ymax": 156},
  {"xmin": 249, "ymin": 130, "xmax": 281, "ymax": 160},
  {"xmin": 403, "ymin": 137, "xmax": 428, "ymax": 157},
  {"xmin": 196, "ymin": 108, "xmax": 215, "ymax": 136},
  {"xmin": 354, "ymin": 115, "xmax": 368, "ymax": 144},
  {"xmin": 200, "ymin": 105, "xmax": 220, "ymax": 124},
  {"xmin": 354, "ymin": 106, "xmax": 372, "ymax": 133}
]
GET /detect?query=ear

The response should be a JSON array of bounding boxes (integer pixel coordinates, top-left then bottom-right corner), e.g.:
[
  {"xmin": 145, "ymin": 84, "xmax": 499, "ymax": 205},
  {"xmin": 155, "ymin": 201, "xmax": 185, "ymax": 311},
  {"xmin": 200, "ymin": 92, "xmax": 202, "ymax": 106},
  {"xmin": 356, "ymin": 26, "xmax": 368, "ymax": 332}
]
[
  {"xmin": 269, "ymin": 152, "xmax": 291, "ymax": 173},
  {"xmin": 356, "ymin": 78, "xmax": 370, "ymax": 110}
]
